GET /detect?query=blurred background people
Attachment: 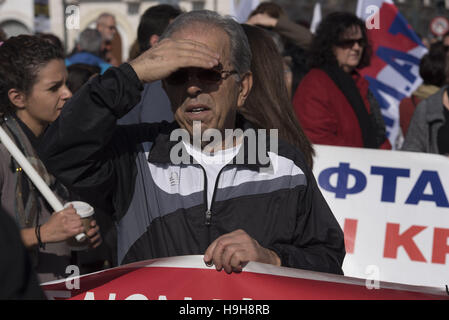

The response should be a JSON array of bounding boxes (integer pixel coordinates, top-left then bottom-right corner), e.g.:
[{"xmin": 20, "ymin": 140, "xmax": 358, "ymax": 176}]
[
  {"xmin": 399, "ymin": 42, "xmax": 448, "ymax": 137},
  {"xmin": 293, "ymin": 12, "xmax": 390, "ymax": 150},
  {"xmin": 96, "ymin": 12, "xmax": 120, "ymax": 67},
  {"xmin": 118, "ymin": 4, "xmax": 181, "ymax": 125},
  {"xmin": 402, "ymin": 49, "xmax": 449, "ymax": 156},
  {"xmin": 246, "ymin": 2, "xmax": 312, "ymax": 49},
  {"xmin": 246, "ymin": 2, "xmax": 311, "ymax": 100},
  {"xmin": 443, "ymin": 31, "xmax": 449, "ymax": 47},
  {"xmin": 66, "ymin": 64, "xmax": 101, "ymax": 94},
  {"xmin": 96, "ymin": 12, "xmax": 116, "ymax": 43},
  {"xmin": 0, "ymin": 35, "xmax": 101, "ymax": 283},
  {"xmin": 240, "ymin": 24, "xmax": 314, "ymax": 169},
  {"xmin": 66, "ymin": 28, "xmax": 111, "ymax": 74}
]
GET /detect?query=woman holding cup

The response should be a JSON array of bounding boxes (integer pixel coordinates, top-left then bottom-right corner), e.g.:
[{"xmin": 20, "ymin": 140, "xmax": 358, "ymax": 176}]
[{"xmin": 0, "ymin": 35, "xmax": 101, "ymax": 283}]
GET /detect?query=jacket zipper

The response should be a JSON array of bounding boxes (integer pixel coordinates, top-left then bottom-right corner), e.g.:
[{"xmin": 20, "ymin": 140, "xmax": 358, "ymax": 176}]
[
  {"xmin": 201, "ymin": 168, "xmax": 210, "ymax": 225},
  {"xmin": 201, "ymin": 166, "xmax": 227, "ymax": 230}
]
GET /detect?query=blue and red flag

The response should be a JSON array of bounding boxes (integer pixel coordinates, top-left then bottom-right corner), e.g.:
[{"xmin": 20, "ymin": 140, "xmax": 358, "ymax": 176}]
[{"xmin": 357, "ymin": 0, "xmax": 427, "ymax": 148}]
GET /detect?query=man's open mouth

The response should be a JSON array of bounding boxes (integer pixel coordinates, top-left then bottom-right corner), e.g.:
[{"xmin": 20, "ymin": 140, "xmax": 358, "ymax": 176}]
[{"xmin": 186, "ymin": 105, "xmax": 211, "ymax": 114}]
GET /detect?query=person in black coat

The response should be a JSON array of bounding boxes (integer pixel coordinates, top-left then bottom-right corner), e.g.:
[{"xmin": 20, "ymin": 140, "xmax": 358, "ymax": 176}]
[{"xmin": 0, "ymin": 208, "xmax": 46, "ymax": 300}]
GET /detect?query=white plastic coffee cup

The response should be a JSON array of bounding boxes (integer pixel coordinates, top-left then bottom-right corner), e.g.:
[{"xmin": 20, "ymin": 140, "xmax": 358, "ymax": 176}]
[{"xmin": 64, "ymin": 201, "xmax": 94, "ymax": 242}]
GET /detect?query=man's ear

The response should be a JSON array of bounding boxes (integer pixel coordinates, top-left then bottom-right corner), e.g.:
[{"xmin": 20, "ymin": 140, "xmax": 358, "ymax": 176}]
[
  {"xmin": 7, "ymin": 88, "xmax": 26, "ymax": 109},
  {"xmin": 149, "ymin": 34, "xmax": 160, "ymax": 48},
  {"xmin": 237, "ymin": 71, "xmax": 253, "ymax": 109}
]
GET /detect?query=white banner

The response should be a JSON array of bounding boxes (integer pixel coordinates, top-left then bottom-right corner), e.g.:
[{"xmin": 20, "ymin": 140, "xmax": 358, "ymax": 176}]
[{"xmin": 313, "ymin": 145, "xmax": 449, "ymax": 288}]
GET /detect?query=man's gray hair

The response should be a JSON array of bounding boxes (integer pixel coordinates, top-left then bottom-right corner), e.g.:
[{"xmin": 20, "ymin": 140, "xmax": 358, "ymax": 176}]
[
  {"xmin": 78, "ymin": 28, "xmax": 103, "ymax": 56},
  {"xmin": 160, "ymin": 10, "xmax": 252, "ymax": 75},
  {"xmin": 97, "ymin": 12, "xmax": 115, "ymax": 23}
]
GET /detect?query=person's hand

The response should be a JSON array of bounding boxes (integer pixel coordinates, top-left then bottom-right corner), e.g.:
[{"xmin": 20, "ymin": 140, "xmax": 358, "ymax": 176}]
[
  {"xmin": 246, "ymin": 13, "xmax": 278, "ymax": 28},
  {"xmin": 86, "ymin": 220, "xmax": 102, "ymax": 249},
  {"xmin": 203, "ymin": 229, "xmax": 281, "ymax": 274},
  {"xmin": 40, "ymin": 205, "xmax": 84, "ymax": 243},
  {"xmin": 129, "ymin": 38, "xmax": 220, "ymax": 83}
]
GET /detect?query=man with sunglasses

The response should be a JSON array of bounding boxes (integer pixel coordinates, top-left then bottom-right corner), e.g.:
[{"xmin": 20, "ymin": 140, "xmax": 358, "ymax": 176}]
[{"xmin": 40, "ymin": 11, "xmax": 345, "ymax": 276}]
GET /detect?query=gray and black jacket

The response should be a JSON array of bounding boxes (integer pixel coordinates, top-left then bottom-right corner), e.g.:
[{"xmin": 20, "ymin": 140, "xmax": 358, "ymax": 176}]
[
  {"xmin": 40, "ymin": 64, "xmax": 345, "ymax": 275},
  {"xmin": 402, "ymin": 86, "xmax": 448, "ymax": 154}
]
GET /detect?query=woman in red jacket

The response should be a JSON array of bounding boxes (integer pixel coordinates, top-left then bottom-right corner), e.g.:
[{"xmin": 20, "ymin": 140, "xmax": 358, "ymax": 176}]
[{"xmin": 293, "ymin": 12, "xmax": 390, "ymax": 149}]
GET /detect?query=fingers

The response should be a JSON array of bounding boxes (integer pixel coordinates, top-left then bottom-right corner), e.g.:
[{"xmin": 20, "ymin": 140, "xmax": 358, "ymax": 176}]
[
  {"xmin": 59, "ymin": 206, "xmax": 78, "ymax": 224},
  {"xmin": 58, "ymin": 209, "xmax": 83, "ymax": 236},
  {"xmin": 176, "ymin": 55, "xmax": 218, "ymax": 70},
  {"xmin": 60, "ymin": 205, "xmax": 76, "ymax": 216},
  {"xmin": 166, "ymin": 41, "xmax": 220, "ymax": 70},
  {"xmin": 222, "ymin": 244, "xmax": 245, "ymax": 274},
  {"xmin": 43, "ymin": 207, "xmax": 83, "ymax": 243},
  {"xmin": 86, "ymin": 223, "xmax": 98, "ymax": 237},
  {"xmin": 204, "ymin": 238, "xmax": 218, "ymax": 266},
  {"xmin": 86, "ymin": 221, "xmax": 102, "ymax": 248},
  {"xmin": 204, "ymin": 230, "xmax": 280, "ymax": 273},
  {"xmin": 160, "ymin": 39, "xmax": 220, "ymax": 61},
  {"xmin": 62, "ymin": 204, "xmax": 74, "ymax": 211},
  {"xmin": 246, "ymin": 13, "xmax": 276, "ymax": 27},
  {"xmin": 204, "ymin": 230, "xmax": 252, "ymax": 274},
  {"xmin": 210, "ymin": 237, "xmax": 227, "ymax": 271},
  {"xmin": 89, "ymin": 232, "xmax": 102, "ymax": 249},
  {"xmin": 130, "ymin": 38, "xmax": 221, "ymax": 83}
]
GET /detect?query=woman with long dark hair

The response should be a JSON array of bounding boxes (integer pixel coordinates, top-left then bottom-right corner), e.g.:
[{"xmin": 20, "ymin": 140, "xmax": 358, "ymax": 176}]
[
  {"xmin": 240, "ymin": 24, "xmax": 315, "ymax": 169},
  {"xmin": 293, "ymin": 12, "xmax": 390, "ymax": 149},
  {"xmin": 0, "ymin": 35, "xmax": 101, "ymax": 282}
]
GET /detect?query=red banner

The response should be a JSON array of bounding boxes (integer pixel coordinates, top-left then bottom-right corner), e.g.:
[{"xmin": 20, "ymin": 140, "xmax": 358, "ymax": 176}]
[{"xmin": 41, "ymin": 256, "xmax": 448, "ymax": 300}]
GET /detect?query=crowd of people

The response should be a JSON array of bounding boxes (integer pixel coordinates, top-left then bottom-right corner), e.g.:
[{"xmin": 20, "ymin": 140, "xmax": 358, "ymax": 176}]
[{"xmin": 0, "ymin": 2, "xmax": 448, "ymax": 299}]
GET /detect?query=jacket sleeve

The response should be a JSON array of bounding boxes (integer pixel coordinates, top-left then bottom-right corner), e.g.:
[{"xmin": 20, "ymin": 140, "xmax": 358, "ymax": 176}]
[
  {"xmin": 293, "ymin": 71, "xmax": 345, "ymax": 146},
  {"xmin": 274, "ymin": 14, "xmax": 312, "ymax": 49},
  {"xmin": 402, "ymin": 101, "xmax": 429, "ymax": 153},
  {"xmin": 0, "ymin": 208, "xmax": 46, "ymax": 300},
  {"xmin": 268, "ymin": 169, "xmax": 346, "ymax": 275},
  {"xmin": 39, "ymin": 64, "xmax": 144, "ymax": 210}
]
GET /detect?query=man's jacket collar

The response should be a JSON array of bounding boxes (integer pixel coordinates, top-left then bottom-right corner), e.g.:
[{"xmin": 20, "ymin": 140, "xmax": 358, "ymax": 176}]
[{"xmin": 147, "ymin": 115, "xmax": 272, "ymax": 170}]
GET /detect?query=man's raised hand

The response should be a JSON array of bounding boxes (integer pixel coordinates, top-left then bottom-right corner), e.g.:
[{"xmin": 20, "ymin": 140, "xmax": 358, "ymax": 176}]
[{"xmin": 129, "ymin": 38, "xmax": 220, "ymax": 83}]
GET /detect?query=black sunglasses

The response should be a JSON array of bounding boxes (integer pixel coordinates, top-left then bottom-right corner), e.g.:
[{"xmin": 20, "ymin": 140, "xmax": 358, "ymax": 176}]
[
  {"xmin": 165, "ymin": 68, "xmax": 238, "ymax": 86},
  {"xmin": 336, "ymin": 38, "xmax": 367, "ymax": 49}
]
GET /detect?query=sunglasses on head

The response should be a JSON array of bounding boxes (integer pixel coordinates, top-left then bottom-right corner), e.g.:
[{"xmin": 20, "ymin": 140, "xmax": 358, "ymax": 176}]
[
  {"xmin": 165, "ymin": 67, "xmax": 238, "ymax": 86},
  {"xmin": 336, "ymin": 38, "xmax": 367, "ymax": 49}
]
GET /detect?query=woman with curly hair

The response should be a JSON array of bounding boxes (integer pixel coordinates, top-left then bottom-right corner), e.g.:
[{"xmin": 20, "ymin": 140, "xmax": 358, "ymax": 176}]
[
  {"xmin": 293, "ymin": 12, "xmax": 390, "ymax": 149},
  {"xmin": 0, "ymin": 35, "xmax": 101, "ymax": 283}
]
